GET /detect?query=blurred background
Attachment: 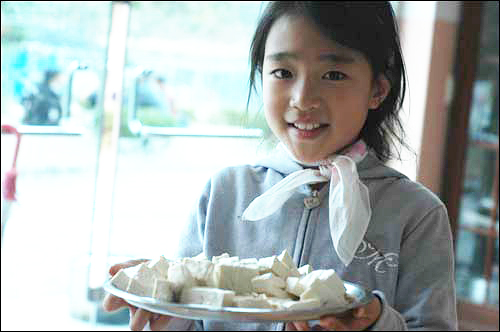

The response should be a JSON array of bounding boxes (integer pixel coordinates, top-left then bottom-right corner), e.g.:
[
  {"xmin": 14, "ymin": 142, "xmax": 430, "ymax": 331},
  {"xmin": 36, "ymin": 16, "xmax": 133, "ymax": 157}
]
[{"xmin": 0, "ymin": 1, "xmax": 498, "ymax": 330}]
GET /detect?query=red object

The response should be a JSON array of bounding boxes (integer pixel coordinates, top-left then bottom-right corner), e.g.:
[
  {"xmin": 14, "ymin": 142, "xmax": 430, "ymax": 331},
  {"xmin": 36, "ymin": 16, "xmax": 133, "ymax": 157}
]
[{"xmin": 1, "ymin": 125, "xmax": 21, "ymax": 202}]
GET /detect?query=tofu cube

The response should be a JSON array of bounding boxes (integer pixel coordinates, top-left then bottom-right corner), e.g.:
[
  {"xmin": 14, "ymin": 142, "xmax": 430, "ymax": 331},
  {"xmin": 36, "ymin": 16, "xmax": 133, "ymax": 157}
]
[
  {"xmin": 285, "ymin": 276, "xmax": 303, "ymax": 297},
  {"xmin": 179, "ymin": 287, "xmax": 235, "ymax": 307},
  {"xmin": 182, "ymin": 257, "xmax": 214, "ymax": 286},
  {"xmin": 251, "ymin": 272, "xmax": 291, "ymax": 299},
  {"xmin": 212, "ymin": 264, "xmax": 259, "ymax": 295},
  {"xmin": 298, "ymin": 264, "xmax": 313, "ymax": 276},
  {"xmin": 147, "ymin": 256, "xmax": 170, "ymax": 279},
  {"xmin": 152, "ymin": 279, "xmax": 175, "ymax": 302},
  {"xmin": 267, "ymin": 298, "xmax": 321, "ymax": 310},
  {"xmin": 167, "ymin": 261, "xmax": 197, "ymax": 294},
  {"xmin": 298, "ymin": 270, "xmax": 347, "ymax": 306},
  {"xmin": 126, "ymin": 277, "xmax": 153, "ymax": 297},
  {"xmin": 258, "ymin": 256, "xmax": 290, "ymax": 279},
  {"xmin": 110, "ymin": 269, "xmax": 131, "ymax": 291},
  {"xmin": 232, "ymin": 294, "xmax": 274, "ymax": 309},
  {"xmin": 211, "ymin": 253, "xmax": 231, "ymax": 264},
  {"xmin": 278, "ymin": 250, "xmax": 301, "ymax": 277}
]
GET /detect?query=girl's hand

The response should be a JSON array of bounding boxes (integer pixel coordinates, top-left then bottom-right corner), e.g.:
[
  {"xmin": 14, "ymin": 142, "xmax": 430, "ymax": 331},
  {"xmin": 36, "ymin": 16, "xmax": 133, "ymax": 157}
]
[
  {"xmin": 285, "ymin": 296, "xmax": 381, "ymax": 331},
  {"xmin": 103, "ymin": 259, "xmax": 175, "ymax": 331}
]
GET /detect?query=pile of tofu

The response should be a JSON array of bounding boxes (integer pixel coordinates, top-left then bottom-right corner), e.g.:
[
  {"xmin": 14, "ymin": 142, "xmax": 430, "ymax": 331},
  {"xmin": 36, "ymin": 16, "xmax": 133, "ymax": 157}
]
[{"xmin": 109, "ymin": 249, "xmax": 351, "ymax": 310}]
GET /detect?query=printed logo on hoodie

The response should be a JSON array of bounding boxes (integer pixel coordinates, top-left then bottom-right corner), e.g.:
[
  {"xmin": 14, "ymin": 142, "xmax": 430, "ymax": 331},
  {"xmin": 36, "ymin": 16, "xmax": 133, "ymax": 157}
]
[{"xmin": 353, "ymin": 239, "xmax": 399, "ymax": 273}]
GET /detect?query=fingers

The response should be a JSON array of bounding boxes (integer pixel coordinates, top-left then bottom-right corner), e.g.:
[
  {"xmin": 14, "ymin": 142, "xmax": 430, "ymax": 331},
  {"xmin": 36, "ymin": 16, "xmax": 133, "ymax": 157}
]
[
  {"xmin": 149, "ymin": 314, "xmax": 172, "ymax": 331},
  {"xmin": 318, "ymin": 316, "xmax": 349, "ymax": 330},
  {"xmin": 130, "ymin": 308, "xmax": 153, "ymax": 331},
  {"xmin": 102, "ymin": 293, "xmax": 128, "ymax": 312},
  {"xmin": 352, "ymin": 306, "xmax": 366, "ymax": 319},
  {"xmin": 286, "ymin": 321, "xmax": 311, "ymax": 331}
]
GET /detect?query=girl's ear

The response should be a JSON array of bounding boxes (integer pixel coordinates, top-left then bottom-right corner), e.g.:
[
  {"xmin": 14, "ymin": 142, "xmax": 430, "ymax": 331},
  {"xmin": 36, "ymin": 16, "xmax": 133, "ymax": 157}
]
[{"xmin": 368, "ymin": 74, "xmax": 391, "ymax": 110}]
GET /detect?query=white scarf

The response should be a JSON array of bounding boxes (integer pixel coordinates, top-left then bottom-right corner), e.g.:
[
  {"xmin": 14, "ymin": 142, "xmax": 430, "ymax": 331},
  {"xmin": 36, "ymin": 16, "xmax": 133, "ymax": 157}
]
[{"xmin": 242, "ymin": 140, "xmax": 371, "ymax": 266}]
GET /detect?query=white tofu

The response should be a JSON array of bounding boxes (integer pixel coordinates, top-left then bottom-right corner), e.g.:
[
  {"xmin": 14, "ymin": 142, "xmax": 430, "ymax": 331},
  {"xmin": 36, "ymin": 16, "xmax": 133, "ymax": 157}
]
[
  {"xmin": 252, "ymin": 272, "xmax": 286, "ymax": 289},
  {"xmin": 167, "ymin": 261, "xmax": 197, "ymax": 294},
  {"xmin": 299, "ymin": 270, "xmax": 345, "ymax": 293},
  {"xmin": 217, "ymin": 256, "xmax": 240, "ymax": 266},
  {"xmin": 110, "ymin": 269, "xmax": 131, "ymax": 291},
  {"xmin": 258, "ymin": 256, "xmax": 290, "ymax": 279},
  {"xmin": 300, "ymin": 282, "xmax": 348, "ymax": 307},
  {"xmin": 268, "ymin": 298, "xmax": 321, "ymax": 310},
  {"xmin": 278, "ymin": 250, "xmax": 301, "ymax": 277},
  {"xmin": 179, "ymin": 287, "xmax": 235, "ymax": 307},
  {"xmin": 211, "ymin": 253, "xmax": 231, "ymax": 264},
  {"xmin": 283, "ymin": 298, "xmax": 321, "ymax": 310},
  {"xmin": 251, "ymin": 273, "xmax": 291, "ymax": 299},
  {"xmin": 126, "ymin": 262, "xmax": 163, "ymax": 297},
  {"xmin": 152, "ymin": 279, "xmax": 175, "ymax": 302},
  {"xmin": 212, "ymin": 264, "xmax": 259, "ymax": 295},
  {"xmin": 298, "ymin": 264, "xmax": 313, "ymax": 276},
  {"xmin": 126, "ymin": 277, "xmax": 153, "ymax": 297},
  {"xmin": 236, "ymin": 259, "xmax": 260, "ymax": 272},
  {"xmin": 147, "ymin": 256, "xmax": 170, "ymax": 279},
  {"xmin": 285, "ymin": 276, "xmax": 303, "ymax": 297},
  {"xmin": 232, "ymin": 294, "xmax": 274, "ymax": 309},
  {"xmin": 239, "ymin": 258, "xmax": 259, "ymax": 265},
  {"xmin": 193, "ymin": 252, "xmax": 208, "ymax": 261},
  {"xmin": 182, "ymin": 257, "xmax": 214, "ymax": 286},
  {"xmin": 298, "ymin": 270, "xmax": 347, "ymax": 306},
  {"xmin": 136, "ymin": 262, "xmax": 161, "ymax": 283}
]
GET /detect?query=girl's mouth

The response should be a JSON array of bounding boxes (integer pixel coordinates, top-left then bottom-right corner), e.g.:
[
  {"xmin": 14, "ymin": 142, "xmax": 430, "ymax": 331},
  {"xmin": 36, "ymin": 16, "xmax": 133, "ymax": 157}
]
[{"xmin": 288, "ymin": 122, "xmax": 329, "ymax": 139}]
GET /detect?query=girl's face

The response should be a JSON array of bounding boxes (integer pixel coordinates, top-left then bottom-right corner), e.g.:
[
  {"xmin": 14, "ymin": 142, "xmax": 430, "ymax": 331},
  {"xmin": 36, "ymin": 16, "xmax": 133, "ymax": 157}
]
[{"xmin": 262, "ymin": 15, "xmax": 389, "ymax": 163}]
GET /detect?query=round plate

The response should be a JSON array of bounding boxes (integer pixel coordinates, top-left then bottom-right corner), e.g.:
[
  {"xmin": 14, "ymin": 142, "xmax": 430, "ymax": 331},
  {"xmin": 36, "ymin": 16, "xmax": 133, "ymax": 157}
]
[{"xmin": 103, "ymin": 280, "xmax": 373, "ymax": 322}]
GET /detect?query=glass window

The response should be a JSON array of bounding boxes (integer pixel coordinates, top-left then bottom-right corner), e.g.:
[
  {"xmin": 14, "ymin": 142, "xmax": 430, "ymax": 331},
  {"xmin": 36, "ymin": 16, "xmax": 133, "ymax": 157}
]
[{"xmin": 2, "ymin": 1, "xmax": 270, "ymax": 329}]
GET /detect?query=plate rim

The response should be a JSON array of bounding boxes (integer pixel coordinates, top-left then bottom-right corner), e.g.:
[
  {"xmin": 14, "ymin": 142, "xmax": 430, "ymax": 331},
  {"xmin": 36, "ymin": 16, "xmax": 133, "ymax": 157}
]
[{"xmin": 103, "ymin": 279, "xmax": 374, "ymax": 322}]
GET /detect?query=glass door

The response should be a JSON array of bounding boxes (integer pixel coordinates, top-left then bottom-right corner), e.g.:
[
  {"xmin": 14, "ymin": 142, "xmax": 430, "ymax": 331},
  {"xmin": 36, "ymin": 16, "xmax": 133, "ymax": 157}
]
[
  {"xmin": 1, "ymin": 1, "xmax": 117, "ymax": 330},
  {"xmin": 86, "ymin": 0, "xmax": 273, "ymax": 327}
]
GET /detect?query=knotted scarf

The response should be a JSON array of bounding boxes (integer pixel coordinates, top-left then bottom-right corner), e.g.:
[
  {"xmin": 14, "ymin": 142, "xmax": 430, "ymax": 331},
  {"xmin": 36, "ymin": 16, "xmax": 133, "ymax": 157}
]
[{"xmin": 242, "ymin": 140, "xmax": 371, "ymax": 266}]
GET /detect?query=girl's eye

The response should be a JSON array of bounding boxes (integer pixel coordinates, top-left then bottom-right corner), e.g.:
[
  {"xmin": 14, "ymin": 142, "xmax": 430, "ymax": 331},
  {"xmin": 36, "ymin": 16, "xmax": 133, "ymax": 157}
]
[
  {"xmin": 322, "ymin": 71, "xmax": 347, "ymax": 81},
  {"xmin": 270, "ymin": 69, "xmax": 293, "ymax": 79}
]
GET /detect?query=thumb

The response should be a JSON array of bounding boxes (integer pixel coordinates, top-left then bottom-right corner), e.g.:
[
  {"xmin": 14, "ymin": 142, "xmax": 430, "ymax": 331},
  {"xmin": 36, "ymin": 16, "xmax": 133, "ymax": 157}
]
[
  {"xmin": 102, "ymin": 293, "xmax": 128, "ymax": 312},
  {"xmin": 353, "ymin": 306, "xmax": 366, "ymax": 318}
]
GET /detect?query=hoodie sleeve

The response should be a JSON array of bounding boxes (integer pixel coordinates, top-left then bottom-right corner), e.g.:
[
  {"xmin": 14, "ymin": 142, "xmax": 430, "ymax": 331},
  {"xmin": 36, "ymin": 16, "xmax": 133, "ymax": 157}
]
[{"xmin": 369, "ymin": 204, "xmax": 458, "ymax": 331}]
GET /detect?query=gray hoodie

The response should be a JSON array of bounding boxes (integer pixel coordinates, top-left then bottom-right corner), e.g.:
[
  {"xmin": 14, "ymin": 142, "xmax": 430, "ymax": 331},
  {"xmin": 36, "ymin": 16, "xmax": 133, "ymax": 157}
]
[{"xmin": 173, "ymin": 147, "xmax": 458, "ymax": 331}]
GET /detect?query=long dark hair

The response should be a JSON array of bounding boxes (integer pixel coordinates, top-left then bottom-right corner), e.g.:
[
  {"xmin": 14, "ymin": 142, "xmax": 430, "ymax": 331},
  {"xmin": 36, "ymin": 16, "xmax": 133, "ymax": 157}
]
[{"xmin": 247, "ymin": 1, "xmax": 411, "ymax": 162}]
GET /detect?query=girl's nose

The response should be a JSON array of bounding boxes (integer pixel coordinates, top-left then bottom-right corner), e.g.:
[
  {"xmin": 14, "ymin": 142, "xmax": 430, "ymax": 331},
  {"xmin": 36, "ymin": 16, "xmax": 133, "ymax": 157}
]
[{"xmin": 289, "ymin": 77, "xmax": 321, "ymax": 111}]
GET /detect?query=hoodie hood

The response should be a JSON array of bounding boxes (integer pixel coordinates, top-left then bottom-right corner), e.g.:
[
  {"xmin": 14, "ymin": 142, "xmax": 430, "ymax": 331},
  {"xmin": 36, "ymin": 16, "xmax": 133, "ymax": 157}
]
[{"xmin": 254, "ymin": 144, "xmax": 408, "ymax": 181}]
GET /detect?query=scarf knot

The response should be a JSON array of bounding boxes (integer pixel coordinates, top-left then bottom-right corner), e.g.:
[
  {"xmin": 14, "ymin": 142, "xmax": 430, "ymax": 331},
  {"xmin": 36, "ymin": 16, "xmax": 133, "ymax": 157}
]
[{"xmin": 242, "ymin": 140, "xmax": 371, "ymax": 266}]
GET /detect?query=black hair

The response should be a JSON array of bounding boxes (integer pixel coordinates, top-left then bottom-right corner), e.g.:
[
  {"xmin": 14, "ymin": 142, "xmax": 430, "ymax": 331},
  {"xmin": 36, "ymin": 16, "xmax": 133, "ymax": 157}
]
[{"xmin": 247, "ymin": 1, "xmax": 411, "ymax": 162}]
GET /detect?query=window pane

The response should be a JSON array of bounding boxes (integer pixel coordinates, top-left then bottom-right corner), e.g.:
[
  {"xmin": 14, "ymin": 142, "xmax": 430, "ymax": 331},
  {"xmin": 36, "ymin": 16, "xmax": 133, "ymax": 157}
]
[
  {"xmin": 460, "ymin": 145, "xmax": 497, "ymax": 229},
  {"xmin": 486, "ymin": 238, "xmax": 499, "ymax": 306},
  {"xmin": 122, "ymin": 1, "xmax": 269, "ymax": 133}
]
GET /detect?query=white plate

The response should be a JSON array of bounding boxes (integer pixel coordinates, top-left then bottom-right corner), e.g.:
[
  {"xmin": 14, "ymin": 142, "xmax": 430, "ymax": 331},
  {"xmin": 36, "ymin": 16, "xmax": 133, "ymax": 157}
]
[{"xmin": 103, "ymin": 280, "xmax": 374, "ymax": 322}]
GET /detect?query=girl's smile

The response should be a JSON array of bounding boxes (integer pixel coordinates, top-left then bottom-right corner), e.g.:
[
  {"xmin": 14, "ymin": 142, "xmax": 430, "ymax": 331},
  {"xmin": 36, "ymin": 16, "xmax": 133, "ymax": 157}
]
[
  {"xmin": 283, "ymin": 108, "xmax": 331, "ymax": 140},
  {"xmin": 262, "ymin": 14, "xmax": 390, "ymax": 163}
]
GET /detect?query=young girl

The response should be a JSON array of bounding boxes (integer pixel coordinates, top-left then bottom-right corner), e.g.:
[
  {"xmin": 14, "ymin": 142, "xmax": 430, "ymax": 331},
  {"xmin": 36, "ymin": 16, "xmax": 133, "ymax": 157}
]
[{"xmin": 104, "ymin": 2, "xmax": 458, "ymax": 330}]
